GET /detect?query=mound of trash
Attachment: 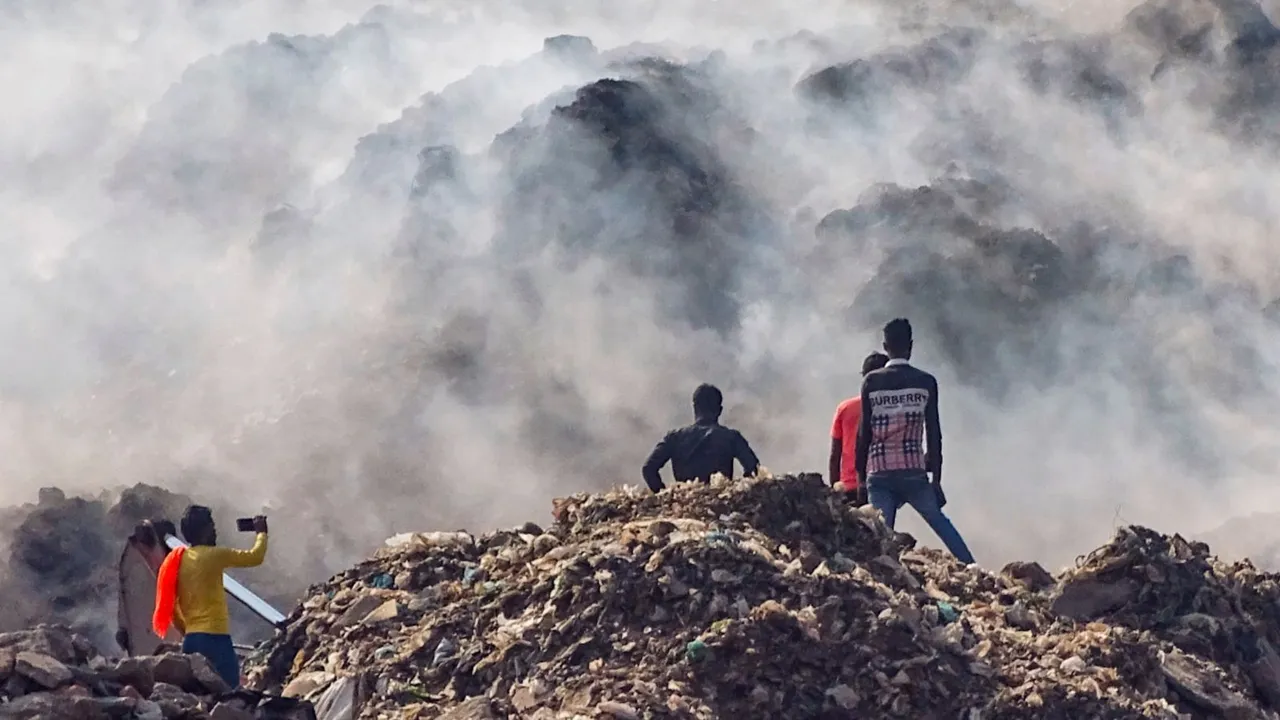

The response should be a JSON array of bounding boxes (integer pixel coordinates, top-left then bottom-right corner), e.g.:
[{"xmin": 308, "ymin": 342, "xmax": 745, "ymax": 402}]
[
  {"xmin": 0, "ymin": 625, "xmax": 314, "ymax": 719},
  {"xmin": 0, "ymin": 483, "xmax": 306, "ymax": 651},
  {"xmin": 109, "ymin": 13, "xmax": 412, "ymax": 230},
  {"xmin": 495, "ymin": 63, "xmax": 761, "ymax": 335},
  {"xmin": 815, "ymin": 170, "xmax": 1082, "ymax": 394},
  {"xmin": 250, "ymin": 474, "xmax": 1280, "ymax": 718},
  {"xmin": 0, "ymin": 484, "xmax": 193, "ymax": 641},
  {"xmin": 1123, "ymin": 0, "xmax": 1280, "ymax": 143}
]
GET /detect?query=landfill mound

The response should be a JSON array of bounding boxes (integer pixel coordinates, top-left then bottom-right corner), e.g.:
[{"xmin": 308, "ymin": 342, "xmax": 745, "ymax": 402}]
[
  {"xmin": 8, "ymin": 0, "xmax": 1280, "ymax": 613},
  {"xmin": 0, "ymin": 483, "xmax": 305, "ymax": 651},
  {"xmin": 0, "ymin": 484, "xmax": 193, "ymax": 641},
  {"xmin": 252, "ymin": 474, "xmax": 1280, "ymax": 719},
  {"xmin": 0, "ymin": 625, "xmax": 314, "ymax": 719}
]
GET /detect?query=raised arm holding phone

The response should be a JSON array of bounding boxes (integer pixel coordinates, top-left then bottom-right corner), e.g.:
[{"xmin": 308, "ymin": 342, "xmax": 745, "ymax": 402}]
[{"xmin": 153, "ymin": 506, "xmax": 269, "ymax": 688}]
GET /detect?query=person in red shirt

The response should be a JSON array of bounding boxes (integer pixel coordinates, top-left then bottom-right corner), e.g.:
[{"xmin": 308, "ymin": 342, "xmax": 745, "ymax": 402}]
[{"xmin": 829, "ymin": 351, "xmax": 890, "ymax": 505}]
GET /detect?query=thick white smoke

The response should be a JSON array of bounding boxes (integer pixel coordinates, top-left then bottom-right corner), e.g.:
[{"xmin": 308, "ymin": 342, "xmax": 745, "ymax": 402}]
[{"xmin": 3, "ymin": 0, "xmax": 1280, "ymax": 630}]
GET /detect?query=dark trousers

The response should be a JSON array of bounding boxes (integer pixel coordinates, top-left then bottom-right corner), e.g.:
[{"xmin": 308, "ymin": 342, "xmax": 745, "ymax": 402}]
[
  {"xmin": 182, "ymin": 632, "xmax": 240, "ymax": 688},
  {"xmin": 867, "ymin": 471, "xmax": 975, "ymax": 564}
]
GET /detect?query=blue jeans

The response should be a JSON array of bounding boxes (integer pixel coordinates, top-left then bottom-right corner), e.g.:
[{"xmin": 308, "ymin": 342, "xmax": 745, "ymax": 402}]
[
  {"xmin": 868, "ymin": 472, "xmax": 975, "ymax": 564},
  {"xmin": 182, "ymin": 633, "xmax": 240, "ymax": 688}
]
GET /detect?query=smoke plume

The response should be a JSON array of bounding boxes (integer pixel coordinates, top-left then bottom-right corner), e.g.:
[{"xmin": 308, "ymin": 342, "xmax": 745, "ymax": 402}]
[{"xmin": 4, "ymin": 0, "xmax": 1280, "ymax": 639}]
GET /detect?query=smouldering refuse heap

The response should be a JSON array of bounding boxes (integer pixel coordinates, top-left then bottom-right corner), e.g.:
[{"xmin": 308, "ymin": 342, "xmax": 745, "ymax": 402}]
[{"xmin": 251, "ymin": 473, "xmax": 1280, "ymax": 719}]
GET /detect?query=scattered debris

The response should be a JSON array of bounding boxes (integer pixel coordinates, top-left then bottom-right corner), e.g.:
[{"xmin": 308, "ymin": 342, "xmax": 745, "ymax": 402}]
[
  {"xmin": 0, "ymin": 625, "xmax": 314, "ymax": 719},
  {"xmin": 0, "ymin": 485, "xmax": 193, "ymax": 641},
  {"xmin": 249, "ymin": 474, "xmax": 1280, "ymax": 718}
]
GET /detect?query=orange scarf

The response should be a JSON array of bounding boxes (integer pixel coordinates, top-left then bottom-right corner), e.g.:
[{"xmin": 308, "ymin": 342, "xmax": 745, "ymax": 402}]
[{"xmin": 152, "ymin": 546, "xmax": 186, "ymax": 638}]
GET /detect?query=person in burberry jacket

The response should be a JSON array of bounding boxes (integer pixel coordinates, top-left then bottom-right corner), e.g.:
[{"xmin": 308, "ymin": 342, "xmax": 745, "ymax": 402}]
[{"xmin": 854, "ymin": 318, "xmax": 975, "ymax": 564}]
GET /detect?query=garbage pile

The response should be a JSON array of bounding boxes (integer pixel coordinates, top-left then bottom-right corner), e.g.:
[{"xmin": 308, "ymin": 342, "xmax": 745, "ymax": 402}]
[
  {"xmin": 813, "ymin": 170, "xmax": 1081, "ymax": 396},
  {"xmin": 0, "ymin": 483, "xmax": 304, "ymax": 651},
  {"xmin": 252, "ymin": 473, "xmax": 1280, "ymax": 718},
  {"xmin": 0, "ymin": 484, "xmax": 193, "ymax": 641},
  {"xmin": 0, "ymin": 625, "xmax": 314, "ymax": 719},
  {"xmin": 1122, "ymin": 0, "xmax": 1280, "ymax": 144},
  {"xmin": 495, "ymin": 64, "xmax": 758, "ymax": 335}
]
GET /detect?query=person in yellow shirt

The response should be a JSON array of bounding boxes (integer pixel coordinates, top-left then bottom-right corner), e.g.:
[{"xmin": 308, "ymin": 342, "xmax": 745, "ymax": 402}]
[{"xmin": 170, "ymin": 505, "xmax": 268, "ymax": 687}]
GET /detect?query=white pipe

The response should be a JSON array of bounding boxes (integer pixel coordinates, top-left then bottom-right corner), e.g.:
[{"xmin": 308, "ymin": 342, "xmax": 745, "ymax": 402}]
[{"xmin": 163, "ymin": 534, "xmax": 288, "ymax": 627}]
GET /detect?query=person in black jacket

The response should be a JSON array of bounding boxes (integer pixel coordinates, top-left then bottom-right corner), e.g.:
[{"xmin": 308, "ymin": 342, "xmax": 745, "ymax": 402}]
[
  {"xmin": 642, "ymin": 384, "xmax": 760, "ymax": 492},
  {"xmin": 854, "ymin": 318, "xmax": 975, "ymax": 564}
]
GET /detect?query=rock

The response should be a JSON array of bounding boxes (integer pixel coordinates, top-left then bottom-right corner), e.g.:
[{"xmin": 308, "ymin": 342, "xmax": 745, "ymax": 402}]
[
  {"xmin": 1001, "ymin": 560, "xmax": 1055, "ymax": 591},
  {"xmin": 188, "ymin": 652, "xmax": 232, "ymax": 694},
  {"xmin": 825, "ymin": 684, "xmax": 860, "ymax": 710},
  {"xmin": 392, "ymin": 571, "xmax": 414, "ymax": 591},
  {"xmin": 439, "ymin": 696, "xmax": 495, "ymax": 720},
  {"xmin": 134, "ymin": 700, "xmax": 164, "ymax": 720},
  {"xmin": 0, "ymin": 628, "xmax": 81, "ymax": 666},
  {"xmin": 94, "ymin": 697, "xmax": 139, "ymax": 719},
  {"xmin": 361, "ymin": 600, "xmax": 400, "ymax": 625},
  {"xmin": 1060, "ymin": 656, "xmax": 1088, "ymax": 674},
  {"xmin": 282, "ymin": 671, "xmax": 331, "ymax": 699},
  {"xmin": 1050, "ymin": 577, "xmax": 1140, "ymax": 620},
  {"xmin": 597, "ymin": 701, "xmax": 639, "ymax": 719},
  {"xmin": 1243, "ymin": 636, "xmax": 1280, "ymax": 708},
  {"xmin": 531, "ymin": 534, "xmax": 559, "ymax": 556},
  {"xmin": 511, "ymin": 685, "xmax": 540, "ymax": 712},
  {"xmin": 103, "ymin": 656, "xmax": 155, "ymax": 697},
  {"xmin": 3, "ymin": 673, "xmax": 29, "ymax": 697},
  {"xmin": 335, "ymin": 595, "xmax": 384, "ymax": 629},
  {"xmin": 0, "ymin": 693, "xmax": 106, "ymax": 719},
  {"xmin": 209, "ymin": 702, "xmax": 256, "ymax": 720},
  {"xmin": 0, "ymin": 622, "xmax": 311, "ymax": 719},
  {"xmin": 150, "ymin": 681, "xmax": 202, "ymax": 710},
  {"xmin": 1161, "ymin": 650, "xmax": 1256, "ymax": 716},
  {"xmin": 15, "ymin": 651, "xmax": 73, "ymax": 689},
  {"xmin": 147, "ymin": 655, "xmax": 196, "ymax": 690}
]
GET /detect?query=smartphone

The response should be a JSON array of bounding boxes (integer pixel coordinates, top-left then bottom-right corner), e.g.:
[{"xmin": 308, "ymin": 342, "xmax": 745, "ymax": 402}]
[{"xmin": 236, "ymin": 517, "xmax": 256, "ymax": 532}]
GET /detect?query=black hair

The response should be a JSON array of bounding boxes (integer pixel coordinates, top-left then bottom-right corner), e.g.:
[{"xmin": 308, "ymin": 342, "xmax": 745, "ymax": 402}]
[
  {"xmin": 861, "ymin": 351, "xmax": 890, "ymax": 375},
  {"xmin": 883, "ymin": 318, "xmax": 913, "ymax": 356},
  {"xmin": 180, "ymin": 505, "xmax": 214, "ymax": 545},
  {"xmin": 153, "ymin": 520, "xmax": 177, "ymax": 541},
  {"xmin": 692, "ymin": 383, "xmax": 723, "ymax": 417},
  {"xmin": 132, "ymin": 521, "xmax": 157, "ymax": 548}
]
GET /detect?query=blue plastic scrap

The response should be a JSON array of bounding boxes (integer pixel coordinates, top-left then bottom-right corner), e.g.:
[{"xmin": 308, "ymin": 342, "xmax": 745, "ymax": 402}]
[
  {"xmin": 937, "ymin": 601, "xmax": 960, "ymax": 624},
  {"xmin": 686, "ymin": 639, "xmax": 709, "ymax": 662}
]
